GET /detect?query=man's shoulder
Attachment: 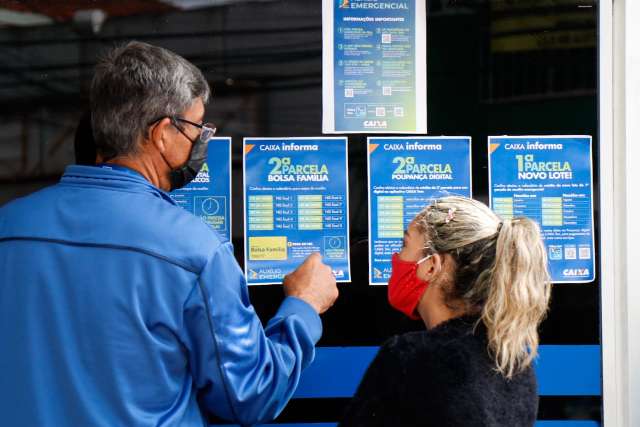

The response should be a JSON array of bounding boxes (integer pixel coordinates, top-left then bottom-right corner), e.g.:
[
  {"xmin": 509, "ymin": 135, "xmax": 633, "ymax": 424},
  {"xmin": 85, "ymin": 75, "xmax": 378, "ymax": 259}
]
[
  {"xmin": 0, "ymin": 182, "xmax": 227, "ymax": 273},
  {"xmin": 2, "ymin": 184, "xmax": 56, "ymax": 208},
  {"xmin": 0, "ymin": 185, "xmax": 60, "ymax": 229},
  {"xmin": 141, "ymin": 196, "xmax": 226, "ymax": 249},
  {"xmin": 88, "ymin": 187, "xmax": 228, "ymax": 271}
]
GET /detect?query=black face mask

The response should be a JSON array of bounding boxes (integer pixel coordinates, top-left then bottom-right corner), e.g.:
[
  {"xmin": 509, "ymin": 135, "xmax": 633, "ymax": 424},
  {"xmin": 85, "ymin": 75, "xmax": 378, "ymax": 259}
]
[
  {"xmin": 159, "ymin": 115, "xmax": 217, "ymax": 191},
  {"xmin": 167, "ymin": 135, "xmax": 209, "ymax": 191}
]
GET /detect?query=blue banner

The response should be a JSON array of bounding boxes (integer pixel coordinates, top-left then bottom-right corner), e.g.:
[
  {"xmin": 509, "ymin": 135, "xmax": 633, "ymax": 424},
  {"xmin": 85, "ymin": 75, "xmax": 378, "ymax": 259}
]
[
  {"xmin": 489, "ymin": 136, "xmax": 595, "ymax": 283},
  {"xmin": 293, "ymin": 345, "xmax": 601, "ymax": 398},
  {"xmin": 367, "ymin": 137, "xmax": 472, "ymax": 285},
  {"xmin": 244, "ymin": 138, "xmax": 351, "ymax": 285},
  {"xmin": 322, "ymin": 0, "xmax": 427, "ymax": 133},
  {"xmin": 170, "ymin": 137, "xmax": 232, "ymax": 241}
]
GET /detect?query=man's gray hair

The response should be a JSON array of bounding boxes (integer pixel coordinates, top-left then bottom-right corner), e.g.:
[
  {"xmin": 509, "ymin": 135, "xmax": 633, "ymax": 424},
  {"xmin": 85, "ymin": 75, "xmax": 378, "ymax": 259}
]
[{"xmin": 90, "ymin": 41, "xmax": 210, "ymax": 159}]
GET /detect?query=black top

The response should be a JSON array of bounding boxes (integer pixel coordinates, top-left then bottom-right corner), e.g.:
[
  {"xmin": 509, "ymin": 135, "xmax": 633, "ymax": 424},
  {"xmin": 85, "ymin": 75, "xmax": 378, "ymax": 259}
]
[{"xmin": 339, "ymin": 316, "xmax": 538, "ymax": 426}]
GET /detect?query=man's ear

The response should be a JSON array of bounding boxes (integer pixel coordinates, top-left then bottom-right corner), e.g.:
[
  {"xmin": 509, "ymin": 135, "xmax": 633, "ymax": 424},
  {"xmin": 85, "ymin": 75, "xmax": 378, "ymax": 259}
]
[{"xmin": 149, "ymin": 117, "xmax": 172, "ymax": 153}]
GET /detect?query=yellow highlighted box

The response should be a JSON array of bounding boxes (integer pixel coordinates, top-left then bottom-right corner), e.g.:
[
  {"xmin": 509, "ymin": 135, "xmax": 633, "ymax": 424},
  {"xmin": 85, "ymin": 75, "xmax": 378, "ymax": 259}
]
[
  {"xmin": 378, "ymin": 216, "xmax": 403, "ymax": 224},
  {"xmin": 248, "ymin": 202, "xmax": 273, "ymax": 209},
  {"xmin": 298, "ymin": 209, "xmax": 323, "ymax": 216},
  {"xmin": 249, "ymin": 223, "xmax": 273, "ymax": 231},
  {"xmin": 298, "ymin": 195, "xmax": 322, "ymax": 201},
  {"xmin": 249, "ymin": 236, "xmax": 287, "ymax": 260},
  {"xmin": 378, "ymin": 224, "xmax": 404, "ymax": 231},
  {"xmin": 248, "ymin": 209, "xmax": 274, "ymax": 216},
  {"xmin": 298, "ymin": 202, "xmax": 323, "ymax": 209},
  {"xmin": 299, "ymin": 222, "xmax": 323, "ymax": 230},
  {"xmin": 248, "ymin": 216, "xmax": 274, "ymax": 224},
  {"xmin": 249, "ymin": 195, "xmax": 273, "ymax": 202},
  {"xmin": 379, "ymin": 230, "xmax": 404, "ymax": 238}
]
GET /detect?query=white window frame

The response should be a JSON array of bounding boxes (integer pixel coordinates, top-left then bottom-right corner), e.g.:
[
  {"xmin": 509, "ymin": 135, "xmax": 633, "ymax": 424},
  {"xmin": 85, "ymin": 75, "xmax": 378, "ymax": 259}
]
[{"xmin": 601, "ymin": 1, "xmax": 640, "ymax": 425}]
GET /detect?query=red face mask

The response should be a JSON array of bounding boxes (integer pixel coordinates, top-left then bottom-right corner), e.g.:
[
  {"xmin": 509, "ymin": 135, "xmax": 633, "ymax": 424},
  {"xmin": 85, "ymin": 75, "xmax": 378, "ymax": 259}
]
[{"xmin": 388, "ymin": 252, "xmax": 432, "ymax": 320}]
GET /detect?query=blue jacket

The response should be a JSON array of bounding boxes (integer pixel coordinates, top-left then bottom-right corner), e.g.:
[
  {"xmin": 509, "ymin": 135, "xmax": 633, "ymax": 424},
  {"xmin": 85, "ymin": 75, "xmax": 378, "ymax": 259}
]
[{"xmin": 0, "ymin": 165, "xmax": 322, "ymax": 427}]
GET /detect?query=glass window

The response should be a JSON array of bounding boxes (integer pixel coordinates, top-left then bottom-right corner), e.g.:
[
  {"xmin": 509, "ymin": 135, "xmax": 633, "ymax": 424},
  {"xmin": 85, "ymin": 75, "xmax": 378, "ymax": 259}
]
[{"xmin": 0, "ymin": 0, "xmax": 601, "ymax": 423}]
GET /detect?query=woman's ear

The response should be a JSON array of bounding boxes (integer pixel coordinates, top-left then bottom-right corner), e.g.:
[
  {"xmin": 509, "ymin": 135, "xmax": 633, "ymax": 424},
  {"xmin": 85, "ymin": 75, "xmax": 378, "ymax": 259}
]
[
  {"xmin": 149, "ymin": 117, "xmax": 172, "ymax": 153},
  {"xmin": 418, "ymin": 253, "xmax": 443, "ymax": 282}
]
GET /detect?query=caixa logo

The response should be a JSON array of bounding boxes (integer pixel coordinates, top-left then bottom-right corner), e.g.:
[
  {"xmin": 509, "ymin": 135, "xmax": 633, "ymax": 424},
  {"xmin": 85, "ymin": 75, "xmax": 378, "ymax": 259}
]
[
  {"xmin": 562, "ymin": 268, "xmax": 590, "ymax": 277},
  {"xmin": 363, "ymin": 120, "xmax": 388, "ymax": 128}
]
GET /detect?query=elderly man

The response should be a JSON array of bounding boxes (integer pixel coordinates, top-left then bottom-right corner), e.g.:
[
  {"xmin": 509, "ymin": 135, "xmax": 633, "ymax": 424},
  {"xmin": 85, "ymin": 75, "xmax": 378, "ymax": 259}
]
[{"xmin": 0, "ymin": 42, "xmax": 338, "ymax": 426}]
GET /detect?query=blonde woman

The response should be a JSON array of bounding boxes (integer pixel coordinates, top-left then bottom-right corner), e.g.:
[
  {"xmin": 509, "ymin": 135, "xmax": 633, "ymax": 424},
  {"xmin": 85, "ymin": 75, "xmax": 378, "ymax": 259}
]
[{"xmin": 340, "ymin": 196, "xmax": 551, "ymax": 427}]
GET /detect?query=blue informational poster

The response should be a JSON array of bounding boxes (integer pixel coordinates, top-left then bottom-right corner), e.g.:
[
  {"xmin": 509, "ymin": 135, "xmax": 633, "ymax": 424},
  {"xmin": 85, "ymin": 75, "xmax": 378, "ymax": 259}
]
[
  {"xmin": 488, "ymin": 136, "xmax": 595, "ymax": 283},
  {"xmin": 368, "ymin": 137, "xmax": 472, "ymax": 285},
  {"xmin": 170, "ymin": 137, "xmax": 232, "ymax": 241},
  {"xmin": 243, "ymin": 137, "xmax": 351, "ymax": 285},
  {"xmin": 322, "ymin": 0, "xmax": 427, "ymax": 134}
]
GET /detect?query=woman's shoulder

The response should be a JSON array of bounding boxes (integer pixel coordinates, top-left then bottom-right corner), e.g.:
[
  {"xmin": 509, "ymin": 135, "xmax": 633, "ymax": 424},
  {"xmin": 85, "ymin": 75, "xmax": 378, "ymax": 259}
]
[
  {"xmin": 380, "ymin": 316, "xmax": 493, "ymax": 380},
  {"xmin": 392, "ymin": 316, "xmax": 535, "ymax": 375},
  {"xmin": 385, "ymin": 316, "xmax": 485, "ymax": 353},
  {"xmin": 382, "ymin": 316, "xmax": 536, "ymax": 389}
]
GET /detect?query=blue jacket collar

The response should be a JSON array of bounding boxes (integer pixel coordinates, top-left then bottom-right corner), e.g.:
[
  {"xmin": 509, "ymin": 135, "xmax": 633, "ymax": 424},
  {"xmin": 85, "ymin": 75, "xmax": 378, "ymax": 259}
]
[{"xmin": 60, "ymin": 165, "xmax": 177, "ymax": 205}]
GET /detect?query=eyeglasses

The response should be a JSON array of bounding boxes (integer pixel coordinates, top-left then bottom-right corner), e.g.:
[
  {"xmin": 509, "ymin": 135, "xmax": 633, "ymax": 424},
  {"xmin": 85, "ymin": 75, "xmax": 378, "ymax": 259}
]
[
  {"xmin": 147, "ymin": 116, "xmax": 217, "ymax": 144},
  {"xmin": 170, "ymin": 117, "xmax": 217, "ymax": 144}
]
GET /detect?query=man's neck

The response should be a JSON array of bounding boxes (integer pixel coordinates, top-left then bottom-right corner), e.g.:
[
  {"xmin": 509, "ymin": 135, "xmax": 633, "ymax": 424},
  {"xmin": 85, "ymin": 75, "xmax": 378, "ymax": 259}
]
[{"xmin": 107, "ymin": 156, "xmax": 169, "ymax": 191}]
